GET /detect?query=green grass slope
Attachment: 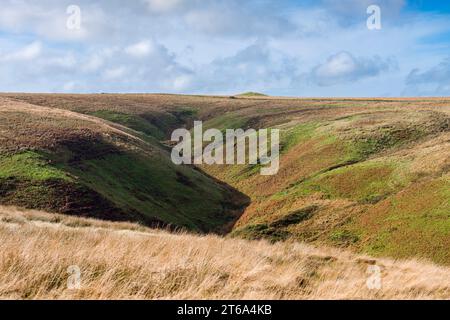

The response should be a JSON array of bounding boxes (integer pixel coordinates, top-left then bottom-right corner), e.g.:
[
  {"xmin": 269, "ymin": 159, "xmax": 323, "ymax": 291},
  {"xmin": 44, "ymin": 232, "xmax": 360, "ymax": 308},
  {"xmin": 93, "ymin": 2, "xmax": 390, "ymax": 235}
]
[
  {"xmin": 221, "ymin": 113, "xmax": 449, "ymax": 264},
  {"xmin": 0, "ymin": 98, "xmax": 248, "ymax": 233}
]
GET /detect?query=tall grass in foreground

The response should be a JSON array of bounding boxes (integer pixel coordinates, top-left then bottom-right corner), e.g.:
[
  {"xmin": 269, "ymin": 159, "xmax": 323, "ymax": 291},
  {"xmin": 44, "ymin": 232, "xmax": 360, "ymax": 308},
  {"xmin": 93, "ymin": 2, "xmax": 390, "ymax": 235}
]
[{"xmin": 0, "ymin": 206, "xmax": 449, "ymax": 300}]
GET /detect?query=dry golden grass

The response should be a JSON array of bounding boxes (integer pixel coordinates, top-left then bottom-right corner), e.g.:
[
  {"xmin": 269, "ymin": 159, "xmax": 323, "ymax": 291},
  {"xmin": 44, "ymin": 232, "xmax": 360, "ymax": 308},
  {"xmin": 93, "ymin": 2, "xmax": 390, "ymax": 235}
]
[{"xmin": 0, "ymin": 206, "xmax": 449, "ymax": 300}]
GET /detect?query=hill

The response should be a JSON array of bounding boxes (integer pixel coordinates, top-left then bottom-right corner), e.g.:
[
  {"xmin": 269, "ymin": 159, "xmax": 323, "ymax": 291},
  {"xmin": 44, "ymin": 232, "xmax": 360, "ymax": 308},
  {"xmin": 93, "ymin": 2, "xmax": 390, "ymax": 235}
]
[
  {"xmin": 0, "ymin": 205, "xmax": 449, "ymax": 299},
  {"xmin": 1, "ymin": 93, "xmax": 449, "ymax": 264},
  {"xmin": 236, "ymin": 92, "xmax": 268, "ymax": 97},
  {"xmin": 0, "ymin": 97, "xmax": 248, "ymax": 233}
]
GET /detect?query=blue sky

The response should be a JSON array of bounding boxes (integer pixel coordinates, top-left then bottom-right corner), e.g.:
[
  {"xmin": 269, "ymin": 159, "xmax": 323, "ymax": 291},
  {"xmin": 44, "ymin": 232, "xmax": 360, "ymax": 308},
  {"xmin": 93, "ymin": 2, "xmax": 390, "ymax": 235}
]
[
  {"xmin": 1, "ymin": 0, "xmax": 450, "ymax": 97},
  {"xmin": 407, "ymin": 0, "xmax": 450, "ymax": 13}
]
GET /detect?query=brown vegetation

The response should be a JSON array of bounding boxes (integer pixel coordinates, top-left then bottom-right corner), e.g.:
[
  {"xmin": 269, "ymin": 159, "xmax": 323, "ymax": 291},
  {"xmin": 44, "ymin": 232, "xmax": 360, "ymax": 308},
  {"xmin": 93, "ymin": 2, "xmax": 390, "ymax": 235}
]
[{"xmin": 0, "ymin": 206, "xmax": 449, "ymax": 300}]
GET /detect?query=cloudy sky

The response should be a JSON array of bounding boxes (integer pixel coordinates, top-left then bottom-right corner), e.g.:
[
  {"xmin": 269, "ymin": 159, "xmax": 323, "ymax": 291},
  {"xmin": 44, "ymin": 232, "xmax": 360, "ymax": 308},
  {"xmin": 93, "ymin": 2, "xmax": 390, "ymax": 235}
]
[{"xmin": 1, "ymin": 0, "xmax": 450, "ymax": 96}]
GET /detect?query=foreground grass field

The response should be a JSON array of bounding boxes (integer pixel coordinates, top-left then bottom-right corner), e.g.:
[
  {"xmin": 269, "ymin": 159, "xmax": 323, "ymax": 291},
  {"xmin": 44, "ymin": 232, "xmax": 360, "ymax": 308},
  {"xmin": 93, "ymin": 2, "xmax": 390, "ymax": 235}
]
[{"xmin": 1, "ymin": 205, "xmax": 449, "ymax": 300}]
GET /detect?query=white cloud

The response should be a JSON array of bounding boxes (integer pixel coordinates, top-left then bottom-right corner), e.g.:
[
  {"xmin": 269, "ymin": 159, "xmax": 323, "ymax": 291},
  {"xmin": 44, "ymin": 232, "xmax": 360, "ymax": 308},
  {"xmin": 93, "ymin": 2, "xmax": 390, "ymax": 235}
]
[
  {"xmin": 103, "ymin": 66, "xmax": 128, "ymax": 80},
  {"xmin": 321, "ymin": 0, "xmax": 406, "ymax": 22},
  {"xmin": 125, "ymin": 40, "xmax": 155, "ymax": 58},
  {"xmin": 183, "ymin": 2, "xmax": 293, "ymax": 37},
  {"xmin": 2, "ymin": 41, "xmax": 42, "ymax": 61},
  {"xmin": 170, "ymin": 74, "xmax": 193, "ymax": 91},
  {"xmin": 187, "ymin": 41, "xmax": 299, "ymax": 94},
  {"xmin": 404, "ymin": 57, "xmax": 450, "ymax": 96},
  {"xmin": 82, "ymin": 54, "xmax": 104, "ymax": 72},
  {"xmin": 315, "ymin": 52, "xmax": 357, "ymax": 79},
  {"xmin": 63, "ymin": 81, "xmax": 77, "ymax": 91},
  {"xmin": 406, "ymin": 58, "xmax": 450, "ymax": 85},
  {"xmin": 42, "ymin": 53, "xmax": 78, "ymax": 70},
  {"xmin": 143, "ymin": 0, "xmax": 185, "ymax": 13},
  {"xmin": 0, "ymin": 1, "xmax": 109, "ymax": 41},
  {"xmin": 310, "ymin": 51, "xmax": 397, "ymax": 86}
]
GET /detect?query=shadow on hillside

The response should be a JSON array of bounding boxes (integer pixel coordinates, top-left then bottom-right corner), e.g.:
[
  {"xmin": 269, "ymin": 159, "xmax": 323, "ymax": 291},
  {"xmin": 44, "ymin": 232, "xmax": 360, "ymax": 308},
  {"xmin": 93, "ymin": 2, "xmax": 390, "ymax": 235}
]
[{"xmin": 192, "ymin": 166, "xmax": 251, "ymax": 235}]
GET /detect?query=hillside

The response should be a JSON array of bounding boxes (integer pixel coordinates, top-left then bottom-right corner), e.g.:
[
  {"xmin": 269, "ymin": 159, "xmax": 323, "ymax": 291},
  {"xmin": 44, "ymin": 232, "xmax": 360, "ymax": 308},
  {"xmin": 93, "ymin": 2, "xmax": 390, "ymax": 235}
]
[
  {"xmin": 1, "ymin": 94, "xmax": 449, "ymax": 264},
  {"xmin": 0, "ymin": 97, "xmax": 248, "ymax": 233},
  {"xmin": 0, "ymin": 205, "xmax": 449, "ymax": 299}
]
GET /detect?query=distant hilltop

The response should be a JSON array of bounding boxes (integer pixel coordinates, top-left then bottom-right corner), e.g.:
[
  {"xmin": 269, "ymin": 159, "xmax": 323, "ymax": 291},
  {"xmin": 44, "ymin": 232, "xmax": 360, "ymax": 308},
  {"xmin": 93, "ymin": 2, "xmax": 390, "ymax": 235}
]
[{"xmin": 236, "ymin": 92, "xmax": 268, "ymax": 97}]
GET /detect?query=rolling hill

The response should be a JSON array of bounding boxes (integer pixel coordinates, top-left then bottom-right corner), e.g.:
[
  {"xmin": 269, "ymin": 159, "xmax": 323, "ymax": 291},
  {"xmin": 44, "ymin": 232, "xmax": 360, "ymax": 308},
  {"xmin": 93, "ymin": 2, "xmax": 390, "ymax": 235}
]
[
  {"xmin": 0, "ymin": 97, "xmax": 248, "ymax": 233},
  {"xmin": 1, "ymin": 93, "xmax": 449, "ymax": 265}
]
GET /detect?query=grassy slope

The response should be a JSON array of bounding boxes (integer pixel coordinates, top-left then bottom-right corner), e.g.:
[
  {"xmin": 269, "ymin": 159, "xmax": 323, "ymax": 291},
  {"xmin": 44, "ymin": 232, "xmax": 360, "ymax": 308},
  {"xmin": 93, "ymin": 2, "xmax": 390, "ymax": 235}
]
[
  {"xmin": 1, "ymin": 205, "xmax": 449, "ymax": 299},
  {"xmin": 0, "ymin": 98, "xmax": 247, "ymax": 233},
  {"xmin": 220, "ymin": 112, "xmax": 449, "ymax": 264},
  {"xmin": 2, "ymin": 94, "xmax": 450, "ymax": 264}
]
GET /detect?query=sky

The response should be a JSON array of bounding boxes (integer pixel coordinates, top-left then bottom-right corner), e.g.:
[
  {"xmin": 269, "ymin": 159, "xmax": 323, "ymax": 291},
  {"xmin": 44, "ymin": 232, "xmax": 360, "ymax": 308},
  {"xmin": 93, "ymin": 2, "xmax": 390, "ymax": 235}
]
[{"xmin": 0, "ymin": 0, "xmax": 450, "ymax": 97}]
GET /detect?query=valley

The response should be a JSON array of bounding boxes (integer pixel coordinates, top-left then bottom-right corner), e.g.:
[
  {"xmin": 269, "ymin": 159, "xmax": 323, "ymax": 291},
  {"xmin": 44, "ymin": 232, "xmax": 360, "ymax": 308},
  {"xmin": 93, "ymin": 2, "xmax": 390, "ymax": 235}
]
[{"xmin": 0, "ymin": 93, "xmax": 449, "ymax": 265}]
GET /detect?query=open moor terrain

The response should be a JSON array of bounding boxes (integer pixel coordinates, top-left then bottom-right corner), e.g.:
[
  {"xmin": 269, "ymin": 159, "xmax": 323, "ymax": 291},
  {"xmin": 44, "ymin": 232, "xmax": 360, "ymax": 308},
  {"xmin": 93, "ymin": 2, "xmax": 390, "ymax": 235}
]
[{"xmin": 0, "ymin": 93, "xmax": 448, "ymax": 268}]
